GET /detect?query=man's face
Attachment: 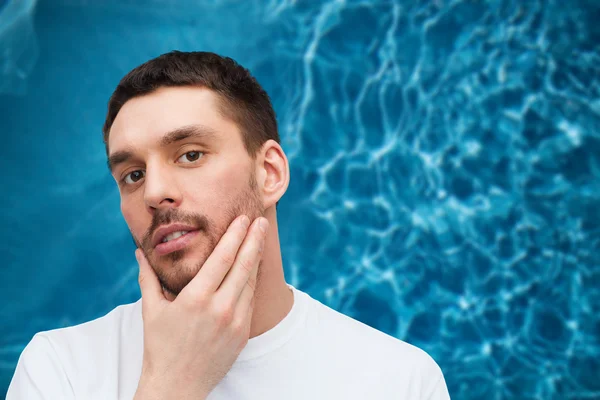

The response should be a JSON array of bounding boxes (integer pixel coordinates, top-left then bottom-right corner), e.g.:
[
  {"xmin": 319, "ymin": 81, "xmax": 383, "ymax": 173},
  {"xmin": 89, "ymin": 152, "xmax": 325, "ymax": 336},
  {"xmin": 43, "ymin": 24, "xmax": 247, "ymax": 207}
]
[{"xmin": 107, "ymin": 86, "xmax": 264, "ymax": 297}]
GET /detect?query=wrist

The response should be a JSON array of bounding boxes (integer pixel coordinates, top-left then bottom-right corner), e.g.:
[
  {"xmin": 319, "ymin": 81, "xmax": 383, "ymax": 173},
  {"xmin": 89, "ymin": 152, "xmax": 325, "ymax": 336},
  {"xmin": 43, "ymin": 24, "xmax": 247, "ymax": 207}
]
[{"xmin": 134, "ymin": 371, "xmax": 209, "ymax": 400}]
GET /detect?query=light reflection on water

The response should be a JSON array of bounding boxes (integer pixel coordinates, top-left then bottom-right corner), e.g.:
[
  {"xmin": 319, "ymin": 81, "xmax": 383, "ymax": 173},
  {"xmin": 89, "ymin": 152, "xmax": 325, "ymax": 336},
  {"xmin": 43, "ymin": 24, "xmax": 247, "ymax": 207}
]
[{"xmin": 1, "ymin": 1, "xmax": 599, "ymax": 399}]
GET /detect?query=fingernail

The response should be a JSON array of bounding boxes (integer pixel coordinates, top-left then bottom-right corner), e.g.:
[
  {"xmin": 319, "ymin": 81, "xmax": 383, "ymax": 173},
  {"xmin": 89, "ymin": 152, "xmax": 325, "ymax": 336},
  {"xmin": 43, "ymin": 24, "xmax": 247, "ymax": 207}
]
[
  {"xmin": 259, "ymin": 218, "xmax": 268, "ymax": 233},
  {"xmin": 239, "ymin": 215, "xmax": 250, "ymax": 229}
]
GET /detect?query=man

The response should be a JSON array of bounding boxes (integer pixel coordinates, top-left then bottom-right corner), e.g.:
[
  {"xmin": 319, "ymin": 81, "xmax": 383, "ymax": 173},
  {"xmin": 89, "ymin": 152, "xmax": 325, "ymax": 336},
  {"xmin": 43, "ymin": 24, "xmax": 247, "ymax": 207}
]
[{"xmin": 8, "ymin": 51, "xmax": 450, "ymax": 399}]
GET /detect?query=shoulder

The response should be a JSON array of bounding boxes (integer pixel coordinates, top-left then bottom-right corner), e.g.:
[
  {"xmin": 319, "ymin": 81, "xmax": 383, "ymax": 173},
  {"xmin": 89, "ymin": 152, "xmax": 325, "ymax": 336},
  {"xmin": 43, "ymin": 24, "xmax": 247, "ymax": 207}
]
[
  {"xmin": 8, "ymin": 300, "xmax": 142, "ymax": 399},
  {"xmin": 305, "ymin": 292, "xmax": 447, "ymax": 394},
  {"xmin": 22, "ymin": 300, "xmax": 141, "ymax": 374},
  {"xmin": 37, "ymin": 299, "xmax": 142, "ymax": 353}
]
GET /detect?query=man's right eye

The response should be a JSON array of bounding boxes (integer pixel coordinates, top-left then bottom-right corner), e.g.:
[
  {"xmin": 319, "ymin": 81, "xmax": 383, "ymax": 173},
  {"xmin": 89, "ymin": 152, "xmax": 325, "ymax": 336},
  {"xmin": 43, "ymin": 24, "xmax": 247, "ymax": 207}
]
[{"xmin": 123, "ymin": 170, "xmax": 145, "ymax": 185}]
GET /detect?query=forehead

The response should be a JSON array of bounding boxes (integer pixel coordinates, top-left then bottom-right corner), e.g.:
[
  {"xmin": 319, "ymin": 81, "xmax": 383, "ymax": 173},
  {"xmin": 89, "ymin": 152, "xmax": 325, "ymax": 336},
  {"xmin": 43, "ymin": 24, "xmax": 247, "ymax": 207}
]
[{"xmin": 108, "ymin": 86, "xmax": 240, "ymax": 154}]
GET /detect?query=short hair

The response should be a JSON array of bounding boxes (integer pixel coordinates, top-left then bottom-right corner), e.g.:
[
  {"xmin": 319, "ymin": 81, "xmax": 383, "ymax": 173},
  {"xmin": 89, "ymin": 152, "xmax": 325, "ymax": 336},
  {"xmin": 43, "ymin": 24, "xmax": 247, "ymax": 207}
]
[{"xmin": 102, "ymin": 51, "xmax": 279, "ymax": 158}]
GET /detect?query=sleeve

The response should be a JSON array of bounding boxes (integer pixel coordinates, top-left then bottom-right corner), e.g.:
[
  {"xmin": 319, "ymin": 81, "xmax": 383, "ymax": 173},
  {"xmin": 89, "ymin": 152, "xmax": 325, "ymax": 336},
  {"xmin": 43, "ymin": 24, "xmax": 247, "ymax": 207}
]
[
  {"xmin": 6, "ymin": 333, "xmax": 75, "ymax": 400},
  {"xmin": 424, "ymin": 368, "xmax": 451, "ymax": 400}
]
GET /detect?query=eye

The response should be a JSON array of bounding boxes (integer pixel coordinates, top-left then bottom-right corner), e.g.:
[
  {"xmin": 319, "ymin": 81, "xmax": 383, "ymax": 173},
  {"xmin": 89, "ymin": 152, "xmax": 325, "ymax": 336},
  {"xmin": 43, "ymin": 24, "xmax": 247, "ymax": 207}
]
[
  {"xmin": 177, "ymin": 150, "xmax": 204, "ymax": 164},
  {"xmin": 123, "ymin": 170, "xmax": 145, "ymax": 185}
]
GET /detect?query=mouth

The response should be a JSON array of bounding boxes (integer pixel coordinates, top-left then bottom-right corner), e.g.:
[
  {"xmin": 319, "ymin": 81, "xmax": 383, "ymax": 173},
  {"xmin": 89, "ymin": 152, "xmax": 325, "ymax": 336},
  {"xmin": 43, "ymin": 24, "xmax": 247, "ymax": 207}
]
[
  {"xmin": 154, "ymin": 230, "xmax": 200, "ymax": 256},
  {"xmin": 152, "ymin": 223, "xmax": 199, "ymax": 256}
]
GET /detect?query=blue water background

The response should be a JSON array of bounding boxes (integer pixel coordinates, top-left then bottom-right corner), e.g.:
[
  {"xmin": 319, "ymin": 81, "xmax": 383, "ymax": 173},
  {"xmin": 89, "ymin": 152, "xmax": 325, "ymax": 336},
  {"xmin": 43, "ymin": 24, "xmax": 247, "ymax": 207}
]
[{"xmin": 1, "ymin": 0, "xmax": 599, "ymax": 398}]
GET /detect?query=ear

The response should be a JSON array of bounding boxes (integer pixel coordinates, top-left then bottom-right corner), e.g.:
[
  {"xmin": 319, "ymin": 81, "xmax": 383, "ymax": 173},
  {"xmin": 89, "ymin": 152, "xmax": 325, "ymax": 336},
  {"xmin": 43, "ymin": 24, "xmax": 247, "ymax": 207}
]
[{"xmin": 256, "ymin": 140, "xmax": 290, "ymax": 209}]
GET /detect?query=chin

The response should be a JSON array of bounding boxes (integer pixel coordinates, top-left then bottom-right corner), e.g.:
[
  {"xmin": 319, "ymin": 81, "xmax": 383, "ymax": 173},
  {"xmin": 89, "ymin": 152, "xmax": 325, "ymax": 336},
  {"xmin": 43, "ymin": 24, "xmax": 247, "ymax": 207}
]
[
  {"xmin": 158, "ymin": 262, "xmax": 199, "ymax": 296},
  {"xmin": 157, "ymin": 248, "xmax": 208, "ymax": 286}
]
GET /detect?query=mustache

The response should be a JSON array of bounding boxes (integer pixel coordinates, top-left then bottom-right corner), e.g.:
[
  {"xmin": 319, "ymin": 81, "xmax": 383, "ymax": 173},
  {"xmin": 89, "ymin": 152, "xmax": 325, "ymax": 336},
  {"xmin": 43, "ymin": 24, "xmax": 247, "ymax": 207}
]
[{"xmin": 136, "ymin": 209, "xmax": 209, "ymax": 249}]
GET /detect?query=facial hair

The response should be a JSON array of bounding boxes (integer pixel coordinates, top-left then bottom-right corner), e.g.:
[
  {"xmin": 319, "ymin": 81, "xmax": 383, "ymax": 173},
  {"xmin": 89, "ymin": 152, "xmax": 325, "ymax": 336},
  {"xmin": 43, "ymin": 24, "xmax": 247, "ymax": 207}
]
[{"xmin": 131, "ymin": 172, "xmax": 265, "ymax": 297}]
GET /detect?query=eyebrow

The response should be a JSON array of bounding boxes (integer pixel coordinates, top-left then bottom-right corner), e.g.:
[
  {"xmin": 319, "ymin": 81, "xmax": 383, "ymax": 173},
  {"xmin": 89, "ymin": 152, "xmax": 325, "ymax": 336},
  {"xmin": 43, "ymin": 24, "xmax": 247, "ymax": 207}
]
[{"xmin": 107, "ymin": 124, "xmax": 218, "ymax": 174}]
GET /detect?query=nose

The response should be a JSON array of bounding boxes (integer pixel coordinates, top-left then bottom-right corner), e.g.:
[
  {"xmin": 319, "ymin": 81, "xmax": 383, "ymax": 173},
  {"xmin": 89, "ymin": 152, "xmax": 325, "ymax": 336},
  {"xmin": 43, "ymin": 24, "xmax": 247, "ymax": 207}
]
[{"xmin": 143, "ymin": 162, "xmax": 182, "ymax": 214}]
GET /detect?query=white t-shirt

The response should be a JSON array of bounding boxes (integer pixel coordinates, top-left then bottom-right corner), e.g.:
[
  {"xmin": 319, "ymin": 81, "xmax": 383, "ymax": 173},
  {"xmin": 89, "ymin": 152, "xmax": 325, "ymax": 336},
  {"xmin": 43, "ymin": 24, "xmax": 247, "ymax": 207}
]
[{"xmin": 8, "ymin": 285, "xmax": 450, "ymax": 399}]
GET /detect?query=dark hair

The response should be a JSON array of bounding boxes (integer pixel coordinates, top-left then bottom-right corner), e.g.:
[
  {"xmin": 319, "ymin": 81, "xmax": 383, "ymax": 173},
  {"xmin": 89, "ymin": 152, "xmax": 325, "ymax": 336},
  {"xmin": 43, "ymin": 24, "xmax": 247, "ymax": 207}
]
[{"xmin": 102, "ymin": 51, "xmax": 279, "ymax": 158}]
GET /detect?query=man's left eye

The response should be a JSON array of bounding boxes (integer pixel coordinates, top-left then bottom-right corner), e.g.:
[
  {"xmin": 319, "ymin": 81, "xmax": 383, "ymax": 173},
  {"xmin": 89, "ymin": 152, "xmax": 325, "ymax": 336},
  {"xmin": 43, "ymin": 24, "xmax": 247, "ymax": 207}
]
[{"xmin": 177, "ymin": 151, "xmax": 204, "ymax": 163}]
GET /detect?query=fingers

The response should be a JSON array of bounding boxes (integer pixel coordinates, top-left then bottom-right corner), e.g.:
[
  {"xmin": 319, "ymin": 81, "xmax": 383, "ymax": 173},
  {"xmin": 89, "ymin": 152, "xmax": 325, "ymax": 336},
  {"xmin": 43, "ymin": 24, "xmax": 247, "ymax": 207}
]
[
  {"xmin": 136, "ymin": 249, "xmax": 166, "ymax": 310},
  {"xmin": 217, "ymin": 217, "xmax": 267, "ymax": 303},
  {"xmin": 231, "ymin": 278, "xmax": 257, "ymax": 340},
  {"xmin": 181, "ymin": 215, "xmax": 251, "ymax": 299}
]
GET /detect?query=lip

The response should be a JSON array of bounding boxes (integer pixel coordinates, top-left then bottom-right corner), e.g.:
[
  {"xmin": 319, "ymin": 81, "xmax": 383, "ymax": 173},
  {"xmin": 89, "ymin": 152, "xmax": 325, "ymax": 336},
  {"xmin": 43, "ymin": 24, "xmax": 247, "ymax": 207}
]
[
  {"xmin": 154, "ymin": 230, "xmax": 200, "ymax": 256},
  {"xmin": 152, "ymin": 223, "xmax": 199, "ymax": 248}
]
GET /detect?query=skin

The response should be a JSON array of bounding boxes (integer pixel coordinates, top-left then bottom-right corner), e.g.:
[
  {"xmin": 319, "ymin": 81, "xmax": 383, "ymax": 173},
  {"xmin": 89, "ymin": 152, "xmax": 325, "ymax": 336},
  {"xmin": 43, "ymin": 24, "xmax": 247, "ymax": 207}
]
[
  {"xmin": 133, "ymin": 217, "xmax": 266, "ymax": 399},
  {"xmin": 107, "ymin": 85, "xmax": 294, "ymax": 344}
]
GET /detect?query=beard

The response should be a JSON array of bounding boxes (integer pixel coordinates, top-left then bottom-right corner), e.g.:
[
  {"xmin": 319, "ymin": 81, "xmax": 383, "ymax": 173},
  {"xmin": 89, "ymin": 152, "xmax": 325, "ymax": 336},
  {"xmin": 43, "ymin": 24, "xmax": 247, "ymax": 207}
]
[{"xmin": 131, "ymin": 171, "xmax": 265, "ymax": 297}]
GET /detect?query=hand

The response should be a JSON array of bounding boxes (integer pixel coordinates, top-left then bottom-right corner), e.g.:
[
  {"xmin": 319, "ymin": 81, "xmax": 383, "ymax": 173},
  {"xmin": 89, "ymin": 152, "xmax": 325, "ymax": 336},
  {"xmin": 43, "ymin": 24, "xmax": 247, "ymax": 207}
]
[{"xmin": 133, "ymin": 215, "xmax": 269, "ymax": 400}]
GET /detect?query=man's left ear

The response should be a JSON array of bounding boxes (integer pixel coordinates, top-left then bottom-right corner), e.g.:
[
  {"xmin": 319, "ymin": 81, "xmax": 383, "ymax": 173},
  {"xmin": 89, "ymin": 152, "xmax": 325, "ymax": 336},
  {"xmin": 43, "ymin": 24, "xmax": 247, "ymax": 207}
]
[{"xmin": 256, "ymin": 140, "xmax": 290, "ymax": 208}]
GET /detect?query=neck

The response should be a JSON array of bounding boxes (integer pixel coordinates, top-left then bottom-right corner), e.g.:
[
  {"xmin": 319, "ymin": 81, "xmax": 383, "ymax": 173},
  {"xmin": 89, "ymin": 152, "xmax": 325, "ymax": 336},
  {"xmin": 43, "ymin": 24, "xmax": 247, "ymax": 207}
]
[{"xmin": 248, "ymin": 207, "xmax": 294, "ymax": 338}]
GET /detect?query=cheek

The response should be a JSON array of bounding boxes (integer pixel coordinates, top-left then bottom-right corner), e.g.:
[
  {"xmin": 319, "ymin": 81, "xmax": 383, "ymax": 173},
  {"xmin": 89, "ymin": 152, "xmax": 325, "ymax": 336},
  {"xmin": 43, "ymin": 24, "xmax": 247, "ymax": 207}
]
[
  {"xmin": 183, "ymin": 186, "xmax": 224, "ymax": 213},
  {"xmin": 121, "ymin": 199, "xmax": 146, "ymax": 236},
  {"xmin": 120, "ymin": 198, "xmax": 133, "ymax": 222},
  {"xmin": 182, "ymin": 172, "xmax": 231, "ymax": 204},
  {"xmin": 182, "ymin": 177, "xmax": 245, "ymax": 221}
]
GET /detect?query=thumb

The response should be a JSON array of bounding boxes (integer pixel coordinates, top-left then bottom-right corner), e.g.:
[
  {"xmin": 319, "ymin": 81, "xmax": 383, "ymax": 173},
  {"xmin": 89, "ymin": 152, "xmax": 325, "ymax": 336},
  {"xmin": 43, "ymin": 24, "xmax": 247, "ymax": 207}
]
[{"xmin": 135, "ymin": 249, "xmax": 165, "ymax": 310}]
